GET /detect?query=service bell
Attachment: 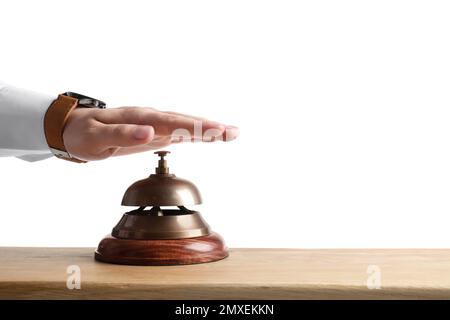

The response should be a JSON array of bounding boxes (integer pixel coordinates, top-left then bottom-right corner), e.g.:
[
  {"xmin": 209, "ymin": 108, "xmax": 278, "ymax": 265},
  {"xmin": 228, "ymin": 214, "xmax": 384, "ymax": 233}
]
[{"xmin": 95, "ymin": 151, "xmax": 228, "ymax": 266}]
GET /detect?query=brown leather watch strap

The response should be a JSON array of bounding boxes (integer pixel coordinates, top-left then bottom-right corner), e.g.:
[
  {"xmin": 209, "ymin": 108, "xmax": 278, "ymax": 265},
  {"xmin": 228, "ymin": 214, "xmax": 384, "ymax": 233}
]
[{"xmin": 44, "ymin": 94, "xmax": 86, "ymax": 163}]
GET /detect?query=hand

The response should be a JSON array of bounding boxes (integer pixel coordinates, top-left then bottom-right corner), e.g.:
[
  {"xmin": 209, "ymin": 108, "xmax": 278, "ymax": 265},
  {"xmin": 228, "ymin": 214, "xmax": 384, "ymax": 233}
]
[{"xmin": 62, "ymin": 106, "xmax": 239, "ymax": 161}]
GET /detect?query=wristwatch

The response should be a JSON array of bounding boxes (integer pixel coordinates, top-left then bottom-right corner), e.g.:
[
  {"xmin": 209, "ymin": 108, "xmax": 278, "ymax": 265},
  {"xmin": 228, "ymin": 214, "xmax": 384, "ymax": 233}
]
[{"xmin": 43, "ymin": 92, "xmax": 107, "ymax": 163}]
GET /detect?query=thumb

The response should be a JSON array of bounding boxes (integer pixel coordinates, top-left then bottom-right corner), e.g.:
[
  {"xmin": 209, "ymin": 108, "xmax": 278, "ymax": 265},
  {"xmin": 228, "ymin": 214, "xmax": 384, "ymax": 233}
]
[{"xmin": 97, "ymin": 124, "xmax": 155, "ymax": 148}]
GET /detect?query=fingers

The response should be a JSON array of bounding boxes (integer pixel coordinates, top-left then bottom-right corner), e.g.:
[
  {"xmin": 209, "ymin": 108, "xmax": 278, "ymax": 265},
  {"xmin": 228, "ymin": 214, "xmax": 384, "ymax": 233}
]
[
  {"xmin": 170, "ymin": 125, "xmax": 240, "ymax": 142},
  {"xmin": 95, "ymin": 124, "xmax": 155, "ymax": 149},
  {"xmin": 224, "ymin": 125, "xmax": 240, "ymax": 141},
  {"xmin": 95, "ymin": 107, "xmax": 226, "ymax": 139}
]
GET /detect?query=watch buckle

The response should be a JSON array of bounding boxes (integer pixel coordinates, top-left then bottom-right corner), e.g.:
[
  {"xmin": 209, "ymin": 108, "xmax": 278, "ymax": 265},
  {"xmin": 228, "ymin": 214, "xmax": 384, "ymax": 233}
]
[{"xmin": 50, "ymin": 147, "xmax": 73, "ymax": 159}]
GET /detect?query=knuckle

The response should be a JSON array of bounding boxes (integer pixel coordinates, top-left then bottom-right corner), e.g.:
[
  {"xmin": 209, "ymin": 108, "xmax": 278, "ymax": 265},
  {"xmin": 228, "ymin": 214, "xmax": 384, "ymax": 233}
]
[
  {"xmin": 125, "ymin": 107, "xmax": 151, "ymax": 123},
  {"xmin": 112, "ymin": 125, "xmax": 128, "ymax": 137},
  {"xmin": 164, "ymin": 115, "xmax": 180, "ymax": 127}
]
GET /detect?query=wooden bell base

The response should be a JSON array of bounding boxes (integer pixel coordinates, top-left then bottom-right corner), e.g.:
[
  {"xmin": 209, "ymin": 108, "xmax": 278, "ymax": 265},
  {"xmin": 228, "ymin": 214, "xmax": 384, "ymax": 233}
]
[{"xmin": 95, "ymin": 232, "xmax": 228, "ymax": 266}]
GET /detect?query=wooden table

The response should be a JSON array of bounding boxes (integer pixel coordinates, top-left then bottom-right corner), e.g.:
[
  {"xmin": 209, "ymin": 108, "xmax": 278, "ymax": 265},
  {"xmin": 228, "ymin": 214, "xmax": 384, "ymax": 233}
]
[{"xmin": 1, "ymin": 247, "xmax": 450, "ymax": 299}]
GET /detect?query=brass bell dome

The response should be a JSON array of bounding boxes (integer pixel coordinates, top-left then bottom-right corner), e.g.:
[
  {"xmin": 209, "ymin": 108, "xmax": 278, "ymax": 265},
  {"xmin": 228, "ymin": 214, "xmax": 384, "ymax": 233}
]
[
  {"xmin": 112, "ymin": 151, "xmax": 210, "ymax": 240},
  {"xmin": 121, "ymin": 151, "xmax": 202, "ymax": 207}
]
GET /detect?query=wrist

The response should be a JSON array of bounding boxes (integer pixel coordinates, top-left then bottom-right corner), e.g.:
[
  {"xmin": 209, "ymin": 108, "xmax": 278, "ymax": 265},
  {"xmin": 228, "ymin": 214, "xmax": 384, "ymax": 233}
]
[{"xmin": 43, "ymin": 92, "xmax": 106, "ymax": 163}]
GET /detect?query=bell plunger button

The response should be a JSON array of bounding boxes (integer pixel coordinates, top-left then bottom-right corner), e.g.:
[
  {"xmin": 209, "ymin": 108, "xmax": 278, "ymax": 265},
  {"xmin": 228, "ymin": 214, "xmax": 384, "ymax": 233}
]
[{"xmin": 155, "ymin": 151, "xmax": 170, "ymax": 174}]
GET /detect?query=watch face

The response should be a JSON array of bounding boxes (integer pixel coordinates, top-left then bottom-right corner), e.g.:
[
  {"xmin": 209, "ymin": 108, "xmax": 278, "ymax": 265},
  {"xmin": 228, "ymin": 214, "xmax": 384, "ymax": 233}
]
[{"xmin": 62, "ymin": 92, "xmax": 107, "ymax": 108}]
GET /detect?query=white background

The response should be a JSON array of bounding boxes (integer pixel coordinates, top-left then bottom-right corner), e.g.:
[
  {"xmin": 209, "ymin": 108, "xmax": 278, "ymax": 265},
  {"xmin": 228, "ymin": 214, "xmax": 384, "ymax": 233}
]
[{"xmin": 1, "ymin": 0, "xmax": 450, "ymax": 248}]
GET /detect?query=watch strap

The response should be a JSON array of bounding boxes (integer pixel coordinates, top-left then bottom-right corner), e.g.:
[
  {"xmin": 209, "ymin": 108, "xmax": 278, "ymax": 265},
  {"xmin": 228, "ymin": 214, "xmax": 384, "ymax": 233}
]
[{"xmin": 44, "ymin": 94, "xmax": 86, "ymax": 163}]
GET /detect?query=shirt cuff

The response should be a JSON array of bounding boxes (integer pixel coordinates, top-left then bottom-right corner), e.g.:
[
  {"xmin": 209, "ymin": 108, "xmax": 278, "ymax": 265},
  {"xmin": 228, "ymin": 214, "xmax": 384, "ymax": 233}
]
[{"xmin": 0, "ymin": 82, "xmax": 56, "ymax": 161}]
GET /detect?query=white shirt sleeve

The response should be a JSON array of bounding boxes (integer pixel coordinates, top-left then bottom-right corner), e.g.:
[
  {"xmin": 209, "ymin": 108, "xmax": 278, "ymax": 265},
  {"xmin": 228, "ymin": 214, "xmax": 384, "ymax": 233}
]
[{"xmin": 0, "ymin": 81, "xmax": 56, "ymax": 161}]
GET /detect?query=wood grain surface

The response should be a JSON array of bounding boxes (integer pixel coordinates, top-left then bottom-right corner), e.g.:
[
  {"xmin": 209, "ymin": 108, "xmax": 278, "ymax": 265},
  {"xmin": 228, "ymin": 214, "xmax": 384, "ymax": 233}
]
[{"xmin": 1, "ymin": 247, "xmax": 450, "ymax": 299}]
